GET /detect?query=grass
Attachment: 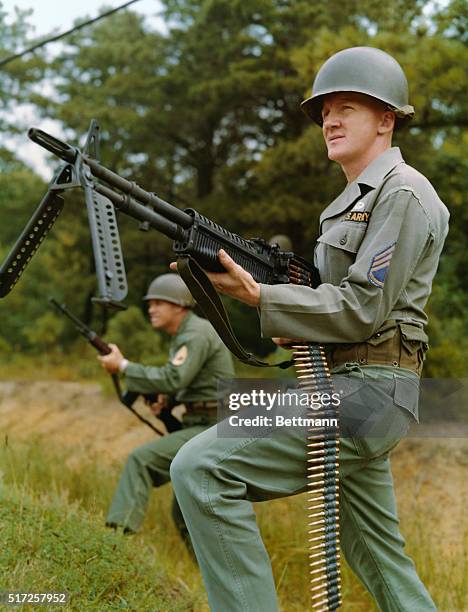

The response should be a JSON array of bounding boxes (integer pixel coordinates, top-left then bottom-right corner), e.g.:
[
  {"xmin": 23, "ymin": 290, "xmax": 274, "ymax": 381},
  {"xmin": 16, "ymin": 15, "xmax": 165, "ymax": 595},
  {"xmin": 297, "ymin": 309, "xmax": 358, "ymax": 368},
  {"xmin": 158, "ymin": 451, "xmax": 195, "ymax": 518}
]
[
  {"xmin": 0, "ymin": 350, "xmax": 289, "ymax": 384},
  {"xmin": 1, "ymin": 437, "xmax": 466, "ymax": 611},
  {"xmin": 0, "ymin": 488, "xmax": 196, "ymax": 611}
]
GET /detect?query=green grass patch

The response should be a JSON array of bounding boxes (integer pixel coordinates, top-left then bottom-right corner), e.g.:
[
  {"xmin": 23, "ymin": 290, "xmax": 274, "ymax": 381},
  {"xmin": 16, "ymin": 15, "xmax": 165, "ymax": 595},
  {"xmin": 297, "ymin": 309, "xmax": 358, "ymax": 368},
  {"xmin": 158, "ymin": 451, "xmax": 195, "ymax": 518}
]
[
  {"xmin": 0, "ymin": 437, "xmax": 465, "ymax": 611},
  {"xmin": 0, "ymin": 485, "xmax": 196, "ymax": 611}
]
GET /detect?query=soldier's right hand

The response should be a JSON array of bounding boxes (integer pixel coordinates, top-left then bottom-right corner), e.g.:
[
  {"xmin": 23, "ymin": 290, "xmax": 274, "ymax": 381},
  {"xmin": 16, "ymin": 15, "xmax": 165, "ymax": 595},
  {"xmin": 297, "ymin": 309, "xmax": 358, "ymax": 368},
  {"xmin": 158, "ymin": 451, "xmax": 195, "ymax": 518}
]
[
  {"xmin": 146, "ymin": 394, "xmax": 168, "ymax": 416},
  {"xmin": 98, "ymin": 343, "xmax": 126, "ymax": 374}
]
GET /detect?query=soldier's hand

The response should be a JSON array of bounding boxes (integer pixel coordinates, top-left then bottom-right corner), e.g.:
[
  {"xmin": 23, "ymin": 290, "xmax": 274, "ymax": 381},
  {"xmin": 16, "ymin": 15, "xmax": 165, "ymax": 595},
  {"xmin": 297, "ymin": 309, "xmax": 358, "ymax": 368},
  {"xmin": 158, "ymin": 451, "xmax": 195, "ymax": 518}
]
[
  {"xmin": 171, "ymin": 249, "xmax": 260, "ymax": 306},
  {"xmin": 146, "ymin": 394, "xmax": 168, "ymax": 416},
  {"xmin": 98, "ymin": 343, "xmax": 125, "ymax": 374}
]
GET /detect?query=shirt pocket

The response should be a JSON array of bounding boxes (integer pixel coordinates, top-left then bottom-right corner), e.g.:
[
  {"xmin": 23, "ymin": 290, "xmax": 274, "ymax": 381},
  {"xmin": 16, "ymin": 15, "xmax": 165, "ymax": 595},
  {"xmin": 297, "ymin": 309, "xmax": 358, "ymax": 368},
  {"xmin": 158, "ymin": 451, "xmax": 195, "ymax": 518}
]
[
  {"xmin": 317, "ymin": 222, "xmax": 367, "ymax": 254},
  {"xmin": 316, "ymin": 223, "xmax": 367, "ymax": 283}
]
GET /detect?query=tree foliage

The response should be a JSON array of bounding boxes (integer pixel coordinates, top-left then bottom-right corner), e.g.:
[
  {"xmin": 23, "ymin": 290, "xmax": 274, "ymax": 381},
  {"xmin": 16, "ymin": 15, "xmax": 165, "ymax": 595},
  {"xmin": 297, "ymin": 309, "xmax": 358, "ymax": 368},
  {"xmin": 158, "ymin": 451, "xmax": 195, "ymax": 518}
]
[{"xmin": 0, "ymin": 0, "xmax": 466, "ymax": 374}]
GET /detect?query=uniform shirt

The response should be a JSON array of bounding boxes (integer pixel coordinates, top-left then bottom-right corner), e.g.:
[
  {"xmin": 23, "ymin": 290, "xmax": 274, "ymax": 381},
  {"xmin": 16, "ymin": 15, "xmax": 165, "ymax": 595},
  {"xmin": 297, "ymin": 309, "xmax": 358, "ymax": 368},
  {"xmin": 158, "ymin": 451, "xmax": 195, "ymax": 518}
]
[
  {"xmin": 124, "ymin": 311, "xmax": 235, "ymax": 402},
  {"xmin": 259, "ymin": 147, "xmax": 449, "ymax": 344}
]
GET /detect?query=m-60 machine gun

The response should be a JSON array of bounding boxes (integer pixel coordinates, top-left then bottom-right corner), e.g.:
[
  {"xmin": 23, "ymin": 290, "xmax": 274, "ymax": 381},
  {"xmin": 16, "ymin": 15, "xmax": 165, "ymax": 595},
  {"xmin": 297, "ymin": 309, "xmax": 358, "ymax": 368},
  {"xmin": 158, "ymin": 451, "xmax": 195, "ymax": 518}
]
[{"xmin": 0, "ymin": 121, "xmax": 342, "ymax": 610}]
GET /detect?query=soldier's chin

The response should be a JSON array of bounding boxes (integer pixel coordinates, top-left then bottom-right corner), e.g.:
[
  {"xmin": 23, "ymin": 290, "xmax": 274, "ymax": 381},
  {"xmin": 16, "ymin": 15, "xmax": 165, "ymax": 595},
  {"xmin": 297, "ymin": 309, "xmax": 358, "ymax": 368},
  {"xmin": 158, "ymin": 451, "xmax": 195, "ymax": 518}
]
[{"xmin": 327, "ymin": 142, "xmax": 345, "ymax": 162}]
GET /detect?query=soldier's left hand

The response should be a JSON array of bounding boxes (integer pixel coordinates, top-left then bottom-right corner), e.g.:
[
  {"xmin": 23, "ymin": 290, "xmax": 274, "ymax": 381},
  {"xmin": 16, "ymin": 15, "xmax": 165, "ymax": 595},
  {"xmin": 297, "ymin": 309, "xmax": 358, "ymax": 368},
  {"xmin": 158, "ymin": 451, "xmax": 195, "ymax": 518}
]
[
  {"xmin": 171, "ymin": 249, "xmax": 260, "ymax": 306},
  {"xmin": 98, "ymin": 343, "xmax": 125, "ymax": 374}
]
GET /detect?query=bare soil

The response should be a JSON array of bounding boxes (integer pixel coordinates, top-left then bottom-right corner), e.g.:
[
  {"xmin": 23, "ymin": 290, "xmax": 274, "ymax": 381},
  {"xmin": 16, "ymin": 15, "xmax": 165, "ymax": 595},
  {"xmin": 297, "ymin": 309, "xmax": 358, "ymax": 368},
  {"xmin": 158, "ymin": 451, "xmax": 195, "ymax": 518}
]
[{"xmin": 0, "ymin": 381, "xmax": 156, "ymax": 465}]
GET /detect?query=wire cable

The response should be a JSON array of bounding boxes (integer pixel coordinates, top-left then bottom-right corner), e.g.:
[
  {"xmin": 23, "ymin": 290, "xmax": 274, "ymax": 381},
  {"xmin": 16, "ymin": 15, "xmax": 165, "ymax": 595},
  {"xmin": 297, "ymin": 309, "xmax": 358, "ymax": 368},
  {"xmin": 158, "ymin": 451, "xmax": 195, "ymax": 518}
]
[{"xmin": 0, "ymin": 0, "xmax": 142, "ymax": 69}]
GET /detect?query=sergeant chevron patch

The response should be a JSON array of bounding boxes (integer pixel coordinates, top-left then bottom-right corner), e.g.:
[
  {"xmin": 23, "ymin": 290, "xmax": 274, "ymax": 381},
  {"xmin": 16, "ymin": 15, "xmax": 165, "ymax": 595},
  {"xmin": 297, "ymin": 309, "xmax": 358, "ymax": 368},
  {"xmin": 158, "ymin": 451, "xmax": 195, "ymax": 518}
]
[{"xmin": 368, "ymin": 242, "xmax": 396, "ymax": 288}]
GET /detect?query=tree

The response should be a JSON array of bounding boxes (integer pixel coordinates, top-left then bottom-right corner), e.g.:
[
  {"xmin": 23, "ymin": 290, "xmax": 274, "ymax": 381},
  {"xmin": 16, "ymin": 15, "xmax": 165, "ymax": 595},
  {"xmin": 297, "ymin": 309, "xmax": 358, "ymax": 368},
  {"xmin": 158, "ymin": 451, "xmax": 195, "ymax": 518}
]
[{"xmin": 1, "ymin": 0, "xmax": 466, "ymax": 370}]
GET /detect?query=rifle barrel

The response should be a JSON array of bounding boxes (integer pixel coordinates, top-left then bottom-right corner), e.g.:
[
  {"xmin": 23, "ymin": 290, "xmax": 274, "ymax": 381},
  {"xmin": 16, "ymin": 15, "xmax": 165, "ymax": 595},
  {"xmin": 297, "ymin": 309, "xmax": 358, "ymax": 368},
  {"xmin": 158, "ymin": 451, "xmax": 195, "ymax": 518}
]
[{"xmin": 49, "ymin": 297, "xmax": 92, "ymax": 339}]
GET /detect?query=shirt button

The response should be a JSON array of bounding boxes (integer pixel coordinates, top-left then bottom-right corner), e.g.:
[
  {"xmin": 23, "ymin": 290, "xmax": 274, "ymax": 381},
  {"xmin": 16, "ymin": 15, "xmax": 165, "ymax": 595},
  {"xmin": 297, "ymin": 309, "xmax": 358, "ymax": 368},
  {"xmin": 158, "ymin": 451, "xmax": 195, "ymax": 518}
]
[{"xmin": 339, "ymin": 235, "xmax": 347, "ymax": 245}]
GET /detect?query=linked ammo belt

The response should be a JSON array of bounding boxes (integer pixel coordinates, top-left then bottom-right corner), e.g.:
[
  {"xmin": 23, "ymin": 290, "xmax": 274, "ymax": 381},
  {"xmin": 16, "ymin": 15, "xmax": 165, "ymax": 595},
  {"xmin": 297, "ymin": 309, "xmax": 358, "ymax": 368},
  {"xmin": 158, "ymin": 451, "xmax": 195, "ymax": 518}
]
[{"xmin": 329, "ymin": 326, "xmax": 425, "ymax": 375}]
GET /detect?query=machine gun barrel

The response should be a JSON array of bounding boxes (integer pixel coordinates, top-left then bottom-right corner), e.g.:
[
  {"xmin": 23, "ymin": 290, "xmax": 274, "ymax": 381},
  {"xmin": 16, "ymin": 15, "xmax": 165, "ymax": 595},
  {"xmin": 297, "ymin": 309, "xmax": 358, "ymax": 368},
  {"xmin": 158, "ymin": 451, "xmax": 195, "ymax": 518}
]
[
  {"xmin": 28, "ymin": 128, "xmax": 77, "ymax": 164},
  {"xmin": 28, "ymin": 128, "xmax": 192, "ymax": 241},
  {"xmin": 29, "ymin": 128, "xmax": 192, "ymax": 229},
  {"xmin": 83, "ymin": 156, "xmax": 193, "ymax": 229},
  {"xmin": 93, "ymin": 183, "xmax": 186, "ymax": 241}
]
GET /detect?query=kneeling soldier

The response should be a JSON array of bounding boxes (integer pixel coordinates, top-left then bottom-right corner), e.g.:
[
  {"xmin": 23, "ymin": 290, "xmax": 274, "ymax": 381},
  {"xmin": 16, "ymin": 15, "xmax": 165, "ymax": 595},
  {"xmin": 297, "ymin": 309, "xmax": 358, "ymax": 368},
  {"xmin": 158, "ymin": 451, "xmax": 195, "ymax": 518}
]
[{"xmin": 99, "ymin": 273, "xmax": 234, "ymax": 540}]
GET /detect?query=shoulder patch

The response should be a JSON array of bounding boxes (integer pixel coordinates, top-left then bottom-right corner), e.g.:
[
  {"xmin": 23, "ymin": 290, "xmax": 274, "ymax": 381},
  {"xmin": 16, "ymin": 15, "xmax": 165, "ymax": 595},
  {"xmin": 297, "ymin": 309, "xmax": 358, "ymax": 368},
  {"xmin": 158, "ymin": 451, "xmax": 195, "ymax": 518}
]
[
  {"xmin": 368, "ymin": 242, "xmax": 396, "ymax": 289},
  {"xmin": 172, "ymin": 345, "xmax": 188, "ymax": 366}
]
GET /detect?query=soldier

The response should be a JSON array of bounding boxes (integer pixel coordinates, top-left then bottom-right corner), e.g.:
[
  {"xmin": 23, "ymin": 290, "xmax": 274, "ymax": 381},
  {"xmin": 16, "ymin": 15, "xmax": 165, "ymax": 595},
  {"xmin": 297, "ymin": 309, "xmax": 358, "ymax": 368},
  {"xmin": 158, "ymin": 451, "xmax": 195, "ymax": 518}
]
[
  {"xmin": 170, "ymin": 47, "xmax": 448, "ymax": 610},
  {"xmin": 98, "ymin": 273, "xmax": 235, "ymax": 541}
]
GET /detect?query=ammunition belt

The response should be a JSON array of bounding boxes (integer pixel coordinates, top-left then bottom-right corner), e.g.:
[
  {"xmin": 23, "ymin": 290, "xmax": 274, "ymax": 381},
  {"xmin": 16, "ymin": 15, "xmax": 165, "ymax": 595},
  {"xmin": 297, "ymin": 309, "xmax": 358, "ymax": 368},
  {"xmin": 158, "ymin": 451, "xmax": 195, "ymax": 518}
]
[
  {"xmin": 292, "ymin": 343, "xmax": 341, "ymax": 610},
  {"xmin": 329, "ymin": 326, "xmax": 425, "ymax": 375}
]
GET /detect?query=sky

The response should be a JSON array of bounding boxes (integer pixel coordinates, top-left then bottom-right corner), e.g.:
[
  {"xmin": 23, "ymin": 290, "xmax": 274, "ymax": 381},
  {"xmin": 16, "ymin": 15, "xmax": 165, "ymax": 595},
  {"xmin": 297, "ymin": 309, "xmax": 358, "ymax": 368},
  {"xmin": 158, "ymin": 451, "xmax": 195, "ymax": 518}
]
[
  {"xmin": 2, "ymin": 0, "xmax": 164, "ymax": 178},
  {"xmin": 1, "ymin": 0, "xmax": 164, "ymax": 36}
]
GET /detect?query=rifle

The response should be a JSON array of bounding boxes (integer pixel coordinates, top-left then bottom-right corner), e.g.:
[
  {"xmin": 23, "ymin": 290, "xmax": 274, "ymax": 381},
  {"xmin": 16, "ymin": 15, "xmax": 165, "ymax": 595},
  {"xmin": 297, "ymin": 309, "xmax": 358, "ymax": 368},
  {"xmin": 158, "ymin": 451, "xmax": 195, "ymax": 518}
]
[
  {"xmin": 48, "ymin": 297, "xmax": 180, "ymax": 436},
  {"xmin": 0, "ymin": 122, "xmax": 341, "ymax": 609}
]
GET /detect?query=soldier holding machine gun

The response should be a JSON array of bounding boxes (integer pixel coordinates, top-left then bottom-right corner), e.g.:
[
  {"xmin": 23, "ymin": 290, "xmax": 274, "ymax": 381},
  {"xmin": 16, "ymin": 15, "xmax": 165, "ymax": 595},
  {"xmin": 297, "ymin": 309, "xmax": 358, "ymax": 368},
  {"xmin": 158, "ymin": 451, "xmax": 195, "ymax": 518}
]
[
  {"xmin": 1, "ymin": 46, "xmax": 449, "ymax": 612},
  {"xmin": 169, "ymin": 47, "xmax": 448, "ymax": 611}
]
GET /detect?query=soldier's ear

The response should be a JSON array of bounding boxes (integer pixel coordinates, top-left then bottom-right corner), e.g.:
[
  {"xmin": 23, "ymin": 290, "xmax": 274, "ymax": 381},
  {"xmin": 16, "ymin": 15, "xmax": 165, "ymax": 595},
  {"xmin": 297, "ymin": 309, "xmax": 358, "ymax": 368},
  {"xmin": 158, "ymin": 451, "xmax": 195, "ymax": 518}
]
[{"xmin": 378, "ymin": 110, "xmax": 395, "ymax": 134}]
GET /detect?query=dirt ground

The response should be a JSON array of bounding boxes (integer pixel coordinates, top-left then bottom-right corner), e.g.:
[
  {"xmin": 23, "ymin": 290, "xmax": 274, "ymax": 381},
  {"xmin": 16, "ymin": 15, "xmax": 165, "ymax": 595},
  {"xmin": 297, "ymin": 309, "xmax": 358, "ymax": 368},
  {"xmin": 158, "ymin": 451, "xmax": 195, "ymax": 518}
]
[{"xmin": 0, "ymin": 380, "xmax": 157, "ymax": 465}]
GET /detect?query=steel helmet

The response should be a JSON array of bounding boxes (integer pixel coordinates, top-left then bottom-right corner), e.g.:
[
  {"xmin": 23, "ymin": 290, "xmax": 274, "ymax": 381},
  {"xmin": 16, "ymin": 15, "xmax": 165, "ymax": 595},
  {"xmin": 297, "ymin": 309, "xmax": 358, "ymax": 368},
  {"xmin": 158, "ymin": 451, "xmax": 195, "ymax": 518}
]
[
  {"xmin": 143, "ymin": 273, "xmax": 195, "ymax": 307},
  {"xmin": 301, "ymin": 46, "xmax": 414, "ymax": 129}
]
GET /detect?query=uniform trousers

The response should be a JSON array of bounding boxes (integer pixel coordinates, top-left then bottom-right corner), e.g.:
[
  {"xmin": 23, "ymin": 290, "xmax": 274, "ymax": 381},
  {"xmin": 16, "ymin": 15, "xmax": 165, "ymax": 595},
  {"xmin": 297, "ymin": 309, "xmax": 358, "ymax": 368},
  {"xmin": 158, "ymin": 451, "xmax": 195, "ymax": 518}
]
[
  {"xmin": 170, "ymin": 366, "xmax": 436, "ymax": 612},
  {"xmin": 106, "ymin": 424, "xmax": 208, "ymax": 534}
]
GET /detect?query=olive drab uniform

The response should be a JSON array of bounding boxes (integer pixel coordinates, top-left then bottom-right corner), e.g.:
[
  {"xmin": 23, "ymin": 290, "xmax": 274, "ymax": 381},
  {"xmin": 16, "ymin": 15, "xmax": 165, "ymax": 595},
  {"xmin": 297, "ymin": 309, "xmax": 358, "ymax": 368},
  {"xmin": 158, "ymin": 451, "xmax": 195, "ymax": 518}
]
[
  {"xmin": 170, "ymin": 148, "xmax": 449, "ymax": 611},
  {"xmin": 106, "ymin": 311, "xmax": 234, "ymax": 534}
]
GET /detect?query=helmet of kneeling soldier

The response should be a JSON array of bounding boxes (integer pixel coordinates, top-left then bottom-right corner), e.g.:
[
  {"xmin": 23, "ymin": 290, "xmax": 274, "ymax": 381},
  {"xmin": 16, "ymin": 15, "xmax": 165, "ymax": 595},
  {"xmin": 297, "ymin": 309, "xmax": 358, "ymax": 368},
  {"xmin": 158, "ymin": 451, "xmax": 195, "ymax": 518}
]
[{"xmin": 143, "ymin": 273, "xmax": 195, "ymax": 308}]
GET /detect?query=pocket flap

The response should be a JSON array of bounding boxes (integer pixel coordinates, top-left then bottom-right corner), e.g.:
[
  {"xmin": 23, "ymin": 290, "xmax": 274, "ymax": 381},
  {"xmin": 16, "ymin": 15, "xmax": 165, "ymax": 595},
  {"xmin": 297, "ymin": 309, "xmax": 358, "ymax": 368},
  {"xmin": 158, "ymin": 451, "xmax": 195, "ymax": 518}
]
[
  {"xmin": 399, "ymin": 323, "xmax": 429, "ymax": 343},
  {"xmin": 317, "ymin": 223, "xmax": 365, "ymax": 254},
  {"xmin": 394, "ymin": 376, "xmax": 419, "ymax": 416},
  {"xmin": 367, "ymin": 327, "xmax": 397, "ymax": 346}
]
